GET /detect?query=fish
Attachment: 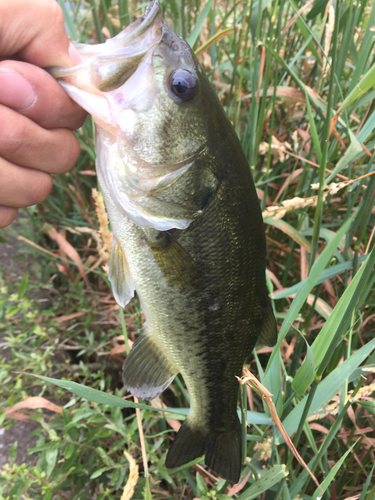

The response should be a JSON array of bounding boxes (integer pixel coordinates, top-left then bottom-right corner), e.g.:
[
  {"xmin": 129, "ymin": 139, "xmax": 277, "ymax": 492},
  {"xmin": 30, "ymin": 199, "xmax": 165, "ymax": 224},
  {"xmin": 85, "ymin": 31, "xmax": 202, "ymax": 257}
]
[{"xmin": 51, "ymin": 0, "xmax": 277, "ymax": 483}]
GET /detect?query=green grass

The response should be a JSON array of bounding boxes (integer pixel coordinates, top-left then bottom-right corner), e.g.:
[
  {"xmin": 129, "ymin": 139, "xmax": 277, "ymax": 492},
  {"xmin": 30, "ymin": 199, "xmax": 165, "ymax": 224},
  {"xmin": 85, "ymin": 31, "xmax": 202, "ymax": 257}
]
[{"xmin": 1, "ymin": 0, "xmax": 375, "ymax": 498}]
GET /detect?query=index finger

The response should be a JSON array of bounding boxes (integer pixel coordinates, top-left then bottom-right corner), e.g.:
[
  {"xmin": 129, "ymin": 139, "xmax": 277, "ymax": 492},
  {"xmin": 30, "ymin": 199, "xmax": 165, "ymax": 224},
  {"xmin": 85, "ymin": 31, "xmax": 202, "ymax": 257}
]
[
  {"xmin": 0, "ymin": 61, "xmax": 86, "ymax": 130},
  {"xmin": 0, "ymin": 0, "xmax": 73, "ymax": 68}
]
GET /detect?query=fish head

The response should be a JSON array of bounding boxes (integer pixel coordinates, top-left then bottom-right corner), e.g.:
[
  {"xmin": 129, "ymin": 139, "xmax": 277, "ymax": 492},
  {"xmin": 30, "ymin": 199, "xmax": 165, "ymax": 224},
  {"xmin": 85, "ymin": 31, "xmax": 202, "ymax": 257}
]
[
  {"xmin": 119, "ymin": 23, "xmax": 209, "ymax": 166},
  {"xmin": 52, "ymin": 0, "xmax": 210, "ymax": 166},
  {"xmin": 51, "ymin": 0, "xmax": 223, "ymax": 230}
]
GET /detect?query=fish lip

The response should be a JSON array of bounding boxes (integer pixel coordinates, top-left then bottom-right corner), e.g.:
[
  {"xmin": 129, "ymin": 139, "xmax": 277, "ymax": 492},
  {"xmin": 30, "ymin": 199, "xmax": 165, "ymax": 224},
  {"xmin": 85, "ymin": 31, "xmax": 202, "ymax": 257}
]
[
  {"xmin": 49, "ymin": 0, "xmax": 163, "ymax": 80},
  {"xmin": 108, "ymin": 0, "xmax": 162, "ymax": 48},
  {"xmin": 125, "ymin": 0, "xmax": 162, "ymax": 43}
]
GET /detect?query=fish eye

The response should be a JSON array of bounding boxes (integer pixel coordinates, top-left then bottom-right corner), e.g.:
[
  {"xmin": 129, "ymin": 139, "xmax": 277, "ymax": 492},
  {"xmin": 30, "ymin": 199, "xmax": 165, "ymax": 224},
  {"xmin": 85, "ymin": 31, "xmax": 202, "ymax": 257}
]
[{"xmin": 169, "ymin": 69, "xmax": 197, "ymax": 101}]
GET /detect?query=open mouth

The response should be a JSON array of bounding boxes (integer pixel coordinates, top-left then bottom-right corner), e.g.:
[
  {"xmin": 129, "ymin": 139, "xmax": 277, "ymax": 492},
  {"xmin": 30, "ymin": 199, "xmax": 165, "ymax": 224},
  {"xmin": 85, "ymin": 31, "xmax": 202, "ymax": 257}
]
[{"xmin": 49, "ymin": 0, "xmax": 163, "ymax": 91}]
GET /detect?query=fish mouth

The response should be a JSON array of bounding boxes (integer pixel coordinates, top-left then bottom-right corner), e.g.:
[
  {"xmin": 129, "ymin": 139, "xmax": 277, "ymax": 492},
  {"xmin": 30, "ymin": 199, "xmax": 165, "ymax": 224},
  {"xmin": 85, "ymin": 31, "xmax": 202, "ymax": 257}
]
[{"xmin": 49, "ymin": 0, "xmax": 163, "ymax": 91}]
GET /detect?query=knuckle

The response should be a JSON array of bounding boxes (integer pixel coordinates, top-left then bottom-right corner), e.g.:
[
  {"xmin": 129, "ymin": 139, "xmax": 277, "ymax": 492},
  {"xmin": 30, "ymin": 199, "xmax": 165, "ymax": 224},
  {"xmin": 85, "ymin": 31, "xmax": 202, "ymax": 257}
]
[
  {"xmin": 44, "ymin": 0, "xmax": 65, "ymax": 26},
  {"xmin": 0, "ymin": 160, "xmax": 52, "ymax": 208},
  {"xmin": 0, "ymin": 207, "xmax": 18, "ymax": 228},
  {"xmin": 68, "ymin": 108, "xmax": 87, "ymax": 131},
  {"xmin": 32, "ymin": 173, "xmax": 53, "ymax": 204},
  {"xmin": 65, "ymin": 133, "xmax": 81, "ymax": 170},
  {"xmin": 54, "ymin": 130, "xmax": 80, "ymax": 173},
  {"xmin": 2, "ymin": 137, "xmax": 25, "ymax": 159},
  {"xmin": 0, "ymin": 116, "xmax": 28, "ymax": 159}
]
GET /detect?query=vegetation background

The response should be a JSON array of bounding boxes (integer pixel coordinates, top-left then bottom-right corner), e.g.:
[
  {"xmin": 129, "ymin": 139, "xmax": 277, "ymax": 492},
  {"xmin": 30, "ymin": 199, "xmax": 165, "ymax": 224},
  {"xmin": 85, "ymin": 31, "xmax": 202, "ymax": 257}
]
[{"xmin": 0, "ymin": 0, "xmax": 374, "ymax": 498}]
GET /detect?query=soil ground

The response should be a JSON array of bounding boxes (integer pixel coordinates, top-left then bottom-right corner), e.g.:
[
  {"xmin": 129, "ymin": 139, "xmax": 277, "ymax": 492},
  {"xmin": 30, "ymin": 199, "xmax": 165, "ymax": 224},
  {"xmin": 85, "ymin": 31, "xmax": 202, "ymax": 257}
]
[{"xmin": 0, "ymin": 227, "xmax": 38, "ymax": 468}]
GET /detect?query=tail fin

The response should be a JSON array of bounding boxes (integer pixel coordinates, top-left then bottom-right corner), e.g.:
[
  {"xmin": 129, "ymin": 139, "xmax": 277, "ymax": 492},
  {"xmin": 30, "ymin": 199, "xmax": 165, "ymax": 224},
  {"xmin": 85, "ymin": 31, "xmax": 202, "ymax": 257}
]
[
  {"xmin": 165, "ymin": 420, "xmax": 206, "ymax": 469},
  {"xmin": 205, "ymin": 418, "xmax": 242, "ymax": 484},
  {"xmin": 165, "ymin": 417, "xmax": 242, "ymax": 484}
]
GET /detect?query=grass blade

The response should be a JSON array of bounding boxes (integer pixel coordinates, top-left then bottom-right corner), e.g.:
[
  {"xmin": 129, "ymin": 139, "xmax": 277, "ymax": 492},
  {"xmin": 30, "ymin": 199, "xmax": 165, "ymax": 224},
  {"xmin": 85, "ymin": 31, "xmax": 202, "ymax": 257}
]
[
  {"xmin": 278, "ymin": 338, "xmax": 375, "ymax": 442},
  {"xmin": 26, "ymin": 374, "xmax": 185, "ymax": 415},
  {"xmin": 187, "ymin": 0, "xmax": 213, "ymax": 48},
  {"xmin": 272, "ymin": 254, "xmax": 368, "ymax": 299},
  {"xmin": 311, "ymin": 247, "xmax": 375, "ymax": 371},
  {"xmin": 265, "ymin": 215, "xmax": 353, "ymax": 373},
  {"xmin": 237, "ymin": 465, "xmax": 288, "ymax": 500},
  {"xmin": 311, "ymin": 442, "xmax": 356, "ymax": 500},
  {"xmin": 291, "ymin": 338, "xmax": 315, "ymax": 396},
  {"xmin": 337, "ymin": 63, "xmax": 375, "ymax": 114},
  {"xmin": 57, "ymin": 0, "xmax": 78, "ymax": 40}
]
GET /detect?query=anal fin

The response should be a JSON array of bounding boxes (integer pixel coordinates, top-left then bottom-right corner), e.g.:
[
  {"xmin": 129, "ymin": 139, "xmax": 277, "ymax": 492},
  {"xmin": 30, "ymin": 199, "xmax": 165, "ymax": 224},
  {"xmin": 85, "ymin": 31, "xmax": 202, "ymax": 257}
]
[
  {"xmin": 123, "ymin": 334, "xmax": 179, "ymax": 400},
  {"xmin": 109, "ymin": 238, "xmax": 135, "ymax": 308}
]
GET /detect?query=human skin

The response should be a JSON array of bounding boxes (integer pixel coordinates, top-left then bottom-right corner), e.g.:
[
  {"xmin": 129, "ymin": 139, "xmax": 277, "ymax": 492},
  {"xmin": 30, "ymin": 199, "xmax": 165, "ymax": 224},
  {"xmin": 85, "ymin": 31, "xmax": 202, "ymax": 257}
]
[{"xmin": 0, "ymin": 0, "xmax": 87, "ymax": 228}]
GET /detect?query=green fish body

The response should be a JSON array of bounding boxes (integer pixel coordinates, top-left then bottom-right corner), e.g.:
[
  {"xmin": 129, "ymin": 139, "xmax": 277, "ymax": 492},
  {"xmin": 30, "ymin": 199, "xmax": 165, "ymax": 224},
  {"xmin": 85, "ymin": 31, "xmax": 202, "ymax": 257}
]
[{"xmin": 52, "ymin": 0, "xmax": 277, "ymax": 483}]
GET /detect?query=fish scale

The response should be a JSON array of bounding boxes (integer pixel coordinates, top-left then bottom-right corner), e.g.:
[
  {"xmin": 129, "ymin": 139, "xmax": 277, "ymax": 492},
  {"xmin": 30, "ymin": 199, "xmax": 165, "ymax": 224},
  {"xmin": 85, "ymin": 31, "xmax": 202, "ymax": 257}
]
[{"xmin": 51, "ymin": 0, "xmax": 277, "ymax": 483}]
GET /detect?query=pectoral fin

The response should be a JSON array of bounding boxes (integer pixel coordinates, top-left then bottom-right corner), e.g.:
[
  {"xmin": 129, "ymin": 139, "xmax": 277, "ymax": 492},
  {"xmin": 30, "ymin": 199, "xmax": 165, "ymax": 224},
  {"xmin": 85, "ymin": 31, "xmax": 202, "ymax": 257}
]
[
  {"xmin": 149, "ymin": 161, "xmax": 219, "ymax": 215},
  {"xmin": 145, "ymin": 231, "xmax": 200, "ymax": 289},
  {"xmin": 109, "ymin": 238, "xmax": 135, "ymax": 307},
  {"xmin": 123, "ymin": 334, "xmax": 179, "ymax": 400},
  {"xmin": 257, "ymin": 300, "xmax": 278, "ymax": 346}
]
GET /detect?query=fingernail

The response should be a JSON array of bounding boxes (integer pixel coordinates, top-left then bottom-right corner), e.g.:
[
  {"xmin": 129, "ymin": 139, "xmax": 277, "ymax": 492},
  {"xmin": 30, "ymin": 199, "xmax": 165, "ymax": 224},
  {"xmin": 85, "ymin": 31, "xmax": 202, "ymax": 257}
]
[
  {"xmin": 69, "ymin": 43, "xmax": 83, "ymax": 65},
  {"xmin": 0, "ymin": 68, "xmax": 37, "ymax": 111}
]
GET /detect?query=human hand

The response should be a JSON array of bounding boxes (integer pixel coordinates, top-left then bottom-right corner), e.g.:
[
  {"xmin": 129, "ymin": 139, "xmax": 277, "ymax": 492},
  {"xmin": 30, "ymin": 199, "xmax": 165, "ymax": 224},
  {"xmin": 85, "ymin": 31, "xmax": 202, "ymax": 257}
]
[{"xmin": 0, "ymin": 0, "xmax": 87, "ymax": 228}]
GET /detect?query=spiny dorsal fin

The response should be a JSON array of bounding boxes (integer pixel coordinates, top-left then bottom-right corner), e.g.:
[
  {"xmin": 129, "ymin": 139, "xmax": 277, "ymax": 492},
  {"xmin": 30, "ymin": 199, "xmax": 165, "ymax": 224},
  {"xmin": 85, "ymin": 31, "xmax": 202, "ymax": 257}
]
[
  {"xmin": 257, "ymin": 300, "xmax": 278, "ymax": 346},
  {"xmin": 108, "ymin": 238, "xmax": 135, "ymax": 308},
  {"xmin": 123, "ymin": 334, "xmax": 179, "ymax": 400}
]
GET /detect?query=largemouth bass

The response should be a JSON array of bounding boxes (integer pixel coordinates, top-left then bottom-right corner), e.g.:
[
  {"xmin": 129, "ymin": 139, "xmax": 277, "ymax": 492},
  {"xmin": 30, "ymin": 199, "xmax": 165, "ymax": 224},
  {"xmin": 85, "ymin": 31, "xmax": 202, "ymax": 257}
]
[{"xmin": 52, "ymin": 0, "xmax": 277, "ymax": 483}]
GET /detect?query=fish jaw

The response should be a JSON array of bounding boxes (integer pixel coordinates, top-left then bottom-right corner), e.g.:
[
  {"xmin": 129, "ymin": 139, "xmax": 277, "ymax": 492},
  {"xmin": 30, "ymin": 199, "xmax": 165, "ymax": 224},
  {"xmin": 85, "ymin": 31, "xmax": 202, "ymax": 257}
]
[{"xmin": 50, "ymin": 2, "xmax": 164, "ymax": 133}]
